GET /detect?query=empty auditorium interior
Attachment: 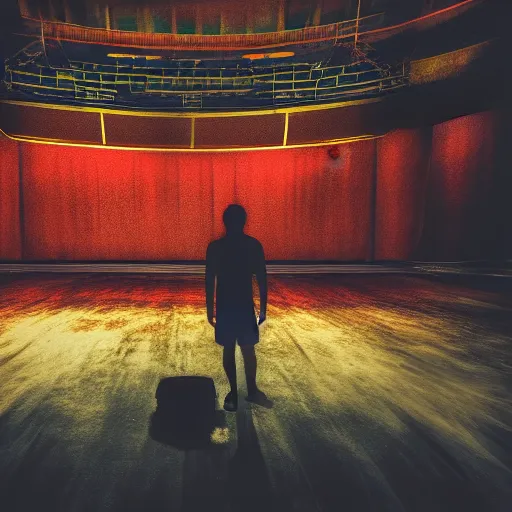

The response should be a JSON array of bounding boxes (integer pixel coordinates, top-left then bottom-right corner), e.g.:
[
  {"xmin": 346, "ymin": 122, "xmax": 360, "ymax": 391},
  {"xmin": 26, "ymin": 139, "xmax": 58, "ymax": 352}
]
[{"xmin": 0, "ymin": 1, "xmax": 510, "ymax": 511}]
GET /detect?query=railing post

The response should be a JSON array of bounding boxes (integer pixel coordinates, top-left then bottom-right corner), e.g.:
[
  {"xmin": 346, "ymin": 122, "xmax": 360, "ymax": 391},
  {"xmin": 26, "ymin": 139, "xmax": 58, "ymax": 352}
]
[
  {"xmin": 272, "ymin": 69, "xmax": 275, "ymax": 103},
  {"xmin": 105, "ymin": 7, "xmax": 111, "ymax": 30},
  {"xmin": 355, "ymin": 0, "xmax": 362, "ymax": 49}
]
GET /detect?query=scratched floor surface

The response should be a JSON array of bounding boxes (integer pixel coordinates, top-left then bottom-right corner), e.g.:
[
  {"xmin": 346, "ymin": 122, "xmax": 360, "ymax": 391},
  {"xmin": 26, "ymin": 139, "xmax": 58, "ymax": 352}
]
[{"xmin": 0, "ymin": 273, "xmax": 511, "ymax": 512}]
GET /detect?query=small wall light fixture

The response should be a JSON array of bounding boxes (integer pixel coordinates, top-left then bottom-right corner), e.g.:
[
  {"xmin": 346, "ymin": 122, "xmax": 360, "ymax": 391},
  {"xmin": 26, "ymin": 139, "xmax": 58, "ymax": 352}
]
[{"xmin": 328, "ymin": 145, "xmax": 341, "ymax": 160}]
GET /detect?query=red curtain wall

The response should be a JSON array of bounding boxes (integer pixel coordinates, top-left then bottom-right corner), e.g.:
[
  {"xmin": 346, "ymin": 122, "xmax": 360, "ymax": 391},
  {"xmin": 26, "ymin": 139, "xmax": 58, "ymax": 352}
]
[
  {"xmin": 0, "ymin": 110, "xmax": 500, "ymax": 262},
  {"xmin": 19, "ymin": 140, "xmax": 374, "ymax": 260},
  {"xmin": 0, "ymin": 136, "xmax": 21, "ymax": 260},
  {"xmin": 375, "ymin": 128, "xmax": 432, "ymax": 260},
  {"xmin": 418, "ymin": 111, "xmax": 497, "ymax": 260}
]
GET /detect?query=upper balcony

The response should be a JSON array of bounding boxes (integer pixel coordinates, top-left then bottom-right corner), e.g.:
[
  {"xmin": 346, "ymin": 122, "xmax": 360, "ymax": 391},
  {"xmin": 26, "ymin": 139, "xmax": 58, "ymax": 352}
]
[
  {"xmin": 17, "ymin": 0, "xmax": 477, "ymax": 52},
  {"xmin": 3, "ymin": 39, "xmax": 406, "ymax": 110},
  {"xmin": 1, "ymin": 0, "xmax": 493, "ymax": 114}
]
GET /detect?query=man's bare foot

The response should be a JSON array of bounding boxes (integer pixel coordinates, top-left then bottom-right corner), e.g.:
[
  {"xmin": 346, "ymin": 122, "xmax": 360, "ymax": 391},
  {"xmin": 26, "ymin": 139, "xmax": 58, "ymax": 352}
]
[
  {"xmin": 246, "ymin": 389, "xmax": 273, "ymax": 408},
  {"xmin": 223, "ymin": 391, "xmax": 238, "ymax": 412}
]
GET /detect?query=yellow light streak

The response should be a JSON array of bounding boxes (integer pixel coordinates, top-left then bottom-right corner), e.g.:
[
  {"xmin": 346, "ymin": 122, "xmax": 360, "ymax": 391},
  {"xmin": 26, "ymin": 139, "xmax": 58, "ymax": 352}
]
[
  {"xmin": 0, "ymin": 97, "xmax": 381, "ymax": 118},
  {"xmin": 0, "ymin": 128, "xmax": 380, "ymax": 152},
  {"xmin": 107, "ymin": 54, "xmax": 165, "ymax": 59}
]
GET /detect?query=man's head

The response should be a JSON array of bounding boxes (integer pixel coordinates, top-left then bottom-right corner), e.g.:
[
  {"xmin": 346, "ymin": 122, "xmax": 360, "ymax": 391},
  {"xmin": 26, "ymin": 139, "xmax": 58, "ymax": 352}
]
[{"xmin": 223, "ymin": 204, "xmax": 247, "ymax": 234}]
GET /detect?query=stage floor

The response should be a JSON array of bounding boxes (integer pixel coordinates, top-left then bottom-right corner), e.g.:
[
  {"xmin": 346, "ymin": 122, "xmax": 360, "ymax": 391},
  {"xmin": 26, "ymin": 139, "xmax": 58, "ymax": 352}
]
[{"xmin": 0, "ymin": 273, "xmax": 511, "ymax": 512}]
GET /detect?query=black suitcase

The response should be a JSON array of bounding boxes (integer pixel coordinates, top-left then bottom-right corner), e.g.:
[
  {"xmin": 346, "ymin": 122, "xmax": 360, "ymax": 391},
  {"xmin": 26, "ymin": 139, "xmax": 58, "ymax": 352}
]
[{"xmin": 151, "ymin": 376, "xmax": 217, "ymax": 448}]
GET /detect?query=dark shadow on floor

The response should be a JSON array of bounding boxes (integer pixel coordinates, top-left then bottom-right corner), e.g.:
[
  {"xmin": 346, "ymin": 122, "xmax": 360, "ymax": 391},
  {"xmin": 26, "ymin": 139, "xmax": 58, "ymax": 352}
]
[
  {"xmin": 149, "ymin": 376, "xmax": 218, "ymax": 450},
  {"xmin": 223, "ymin": 405, "xmax": 277, "ymax": 512},
  {"xmin": 149, "ymin": 376, "xmax": 277, "ymax": 511},
  {"xmin": 179, "ymin": 403, "xmax": 278, "ymax": 512}
]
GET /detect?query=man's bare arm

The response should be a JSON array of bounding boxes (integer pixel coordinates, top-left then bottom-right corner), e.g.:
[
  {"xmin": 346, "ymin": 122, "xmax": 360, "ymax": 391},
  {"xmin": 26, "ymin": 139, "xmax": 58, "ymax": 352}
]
[
  {"xmin": 255, "ymin": 243, "xmax": 267, "ymax": 323},
  {"xmin": 205, "ymin": 243, "xmax": 216, "ymax": 326}
]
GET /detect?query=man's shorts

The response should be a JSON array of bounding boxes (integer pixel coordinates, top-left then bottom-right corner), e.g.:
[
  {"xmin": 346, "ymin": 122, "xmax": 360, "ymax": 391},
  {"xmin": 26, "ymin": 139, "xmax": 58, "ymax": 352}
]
[{"xmin": 215, "ymin": 308, "xmax": 259, "ymax": 347}]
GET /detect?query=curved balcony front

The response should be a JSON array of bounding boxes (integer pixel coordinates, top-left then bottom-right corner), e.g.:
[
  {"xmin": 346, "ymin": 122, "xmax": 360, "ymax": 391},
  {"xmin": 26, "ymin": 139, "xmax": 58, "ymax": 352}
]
[
  {"xmin": 0, "ymin": 35, "xmax": 499, "ymax": 152},
  {"xmin": 21, "ymin": 0, "xmax": 481, "ymax": 51}
]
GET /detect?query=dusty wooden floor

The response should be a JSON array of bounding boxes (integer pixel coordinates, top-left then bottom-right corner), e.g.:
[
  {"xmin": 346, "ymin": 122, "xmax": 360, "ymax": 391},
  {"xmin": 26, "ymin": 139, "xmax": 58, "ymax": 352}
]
[{"xmin": 0, "ymin": 273, "xmax": 511, "ymax": 512}]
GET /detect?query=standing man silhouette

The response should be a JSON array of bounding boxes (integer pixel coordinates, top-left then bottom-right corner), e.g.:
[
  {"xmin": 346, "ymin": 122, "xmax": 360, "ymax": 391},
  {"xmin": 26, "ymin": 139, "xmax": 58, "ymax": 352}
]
[{"xmin": 206, "ymin": 204, "xmax": 268, "ymax": 412}]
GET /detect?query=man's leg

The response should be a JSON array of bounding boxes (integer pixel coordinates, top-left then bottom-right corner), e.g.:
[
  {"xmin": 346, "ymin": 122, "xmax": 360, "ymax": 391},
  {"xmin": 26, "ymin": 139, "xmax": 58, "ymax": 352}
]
[
  {"xmin": 223, "ymin": 345, "xmax": 237, "ymax": 394},
  {"xmin": 240, "ymin": 344, "xmax": 272, "ymax": 407},
  {"xmin": 240, "ymin": 345, "xmax": 257, "ymax": 395}
]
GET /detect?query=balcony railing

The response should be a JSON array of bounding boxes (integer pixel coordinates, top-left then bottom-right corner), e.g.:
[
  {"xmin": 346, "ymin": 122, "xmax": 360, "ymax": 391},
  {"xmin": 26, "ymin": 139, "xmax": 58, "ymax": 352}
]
[{"xmin": 4, "ymin": 55, "xmax": 407, "ymax": 109}]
